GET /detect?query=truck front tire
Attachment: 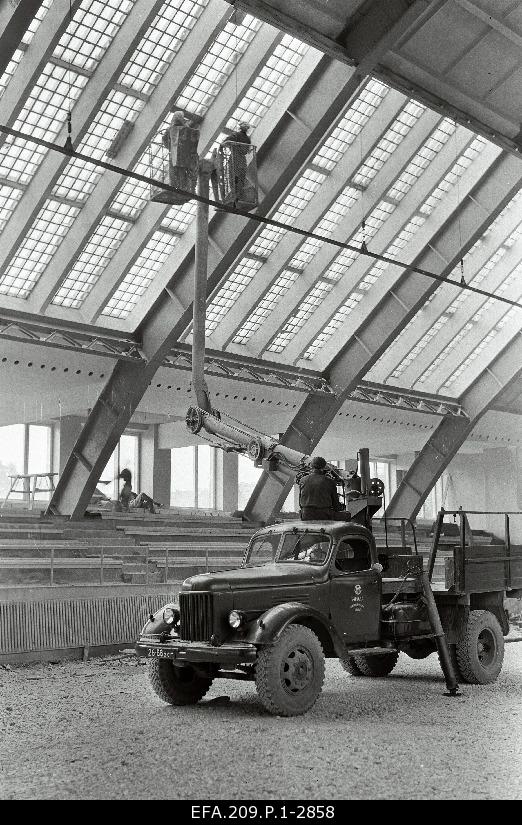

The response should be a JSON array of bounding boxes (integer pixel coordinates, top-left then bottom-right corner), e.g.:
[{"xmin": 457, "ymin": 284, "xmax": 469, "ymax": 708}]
[
  {"xmin": 255, "ymin": 624, "xmax": 325, "ymax": 717},
  {"xmin": 148, "ymin": 658, "xmax": 213, "ymax": 705},
  {"xmin": 455, "ymin": 609, "xmax": 504, "ymax": 684}
]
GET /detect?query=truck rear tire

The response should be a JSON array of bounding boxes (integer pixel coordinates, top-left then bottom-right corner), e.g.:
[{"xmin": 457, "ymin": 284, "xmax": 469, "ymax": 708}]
[
  {"xmin": 148, "ymin": 658, "xmax": 213, "ymax": 705},
  {"xmin": 353, "ymin": 650, "xmax": 399, "ymax": 676},
  {"xmin": 455, "ymin": 609, "xmax": 504, "ymax": 684},
  {"xmin": 255, "ymin": 624, "xmax": 325, "ymax": 717}
]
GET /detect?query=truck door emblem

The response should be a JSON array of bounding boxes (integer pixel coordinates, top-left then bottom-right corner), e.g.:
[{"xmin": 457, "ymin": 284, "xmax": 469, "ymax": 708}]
[{"xmin": 354, "ymin": 584, "xmax": 362, "ymax": 595}]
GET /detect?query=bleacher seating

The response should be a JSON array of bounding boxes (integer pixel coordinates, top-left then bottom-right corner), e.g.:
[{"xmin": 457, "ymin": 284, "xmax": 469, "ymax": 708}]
[{"xmin": 0, "ymin": 508, "xmax": 257, "ymax": 587}]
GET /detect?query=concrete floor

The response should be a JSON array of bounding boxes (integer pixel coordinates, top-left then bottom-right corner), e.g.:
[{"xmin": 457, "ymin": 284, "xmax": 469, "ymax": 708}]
[{"xmin": 1, "ymin": 645, "xmax": 521, "ymax": 800}]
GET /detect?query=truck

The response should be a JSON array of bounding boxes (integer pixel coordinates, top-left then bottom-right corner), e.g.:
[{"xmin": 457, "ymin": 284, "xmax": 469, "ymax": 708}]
[{"xmin": 136, "ymin": 507, "xmax": 522, "ymax": 716}]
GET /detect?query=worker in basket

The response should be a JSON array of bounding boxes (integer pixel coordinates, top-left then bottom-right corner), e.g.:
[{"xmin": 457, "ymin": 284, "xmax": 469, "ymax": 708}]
[{"xmin": 221, "ymin": 121, "xmax": 251, "ymax": 204}]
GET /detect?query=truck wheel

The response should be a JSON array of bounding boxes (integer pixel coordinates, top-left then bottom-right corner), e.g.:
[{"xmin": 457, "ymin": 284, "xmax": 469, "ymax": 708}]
[
  {"xmin": 255, "ymin": 624, "xmax": 325, "ymax": 717},
  {"xmin": 148, "ymin": 659, "xmax": 213, "ymax": 705},
  {"xmin": 455, "ymin": 609, "xmax": 504, "ymax": 684},
  {"xmin": 339, "ymin": 655, "xmax": 364, "ymax": 675},
  {"xmin": 353, "ymin": 651, "xmax": 399, "ymax": 676}
]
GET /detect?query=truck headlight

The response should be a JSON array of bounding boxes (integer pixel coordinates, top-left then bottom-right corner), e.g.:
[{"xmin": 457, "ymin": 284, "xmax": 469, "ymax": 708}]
[
  {"xmin": 163, "ymin": 607, "xmax": 179, "ymax": 625},
  {"xmin": 228, "ymin": 610, "xmax": 245, "ymax": 629}
]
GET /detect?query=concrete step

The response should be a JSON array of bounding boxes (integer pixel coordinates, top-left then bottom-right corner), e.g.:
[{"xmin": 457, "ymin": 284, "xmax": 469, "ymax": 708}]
[
  {"xmin": 142, "ymin": 543, "xmax": 246, "ymax": 557},
  {"xmin": 127, "ymin": 529, "xmax": 256, "ymax": 543},
  {"xmin": 0, "ymin": 547, "xmax": 148, "ymax": 559}
]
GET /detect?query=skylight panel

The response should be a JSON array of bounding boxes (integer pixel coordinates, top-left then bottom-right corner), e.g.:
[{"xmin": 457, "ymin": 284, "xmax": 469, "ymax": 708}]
[
  {"xmin": 53, "ymin": 0, "xmax": 135, "ymax": 73},
  {"xmin": 0, "ymin": 200, "xmax": 78, "ymax": 298},
  {"xmin": 0, "ymin": 65, "xmax": 87, "ymax": 186},
  {"xmin": 0, "ymin": 185, "xmax": 23, "ymax": 232},
  {"xmin": 388, "ymin": 316, "xmax": 450, "ymax": 380},
  {"xmin": 227, "ymin": 34, "xmax": 309, "ymax": 130},
  {"xmin": 416, "ymin": 322, "xmax": 474, "ymax": 385},
  {"xmin": 101, "ymin": 230, "xmax": 181, "ymax": 318},
  {"xmin": 352, "ymin": 101, "xmax": 425, "ymax": 188},
  {"xmin": 203, "ymin": 259, "xmax": 264, "ymax": 335},
  {"xmin": 53, "ymin": 90, "xmax": 144, "ymax": 202},
  {"xmin": 174, "ymin": 14, "xmax": 261, "ymax": 117},
  {"xmin": 232, "ymin": 269, "xmax": 300, "ymax": 344},
  {"xmin": 387, "ymin": 118, "xmax": 455, "ymax": 202},
  {"xmin": 441, "ymin": 329, "xmax": 498, "ymax": 389},
  {"xmin": 119, "ymin": 0, "xmax": 208, "ymax": 97},
  {"xmin": 303, "ymin": 294, "xmax": 363, "ymax": 361},
  {"xmin": 52, "ymin": 215, "xmax": 131, "ymax": 308},
  {"xmin": 312, "ymin": 80, "xmax": 388, "ymax": 172},
  {"xmin": 267, "ymin": 280, "xmax": 335, "ymax": 353}
]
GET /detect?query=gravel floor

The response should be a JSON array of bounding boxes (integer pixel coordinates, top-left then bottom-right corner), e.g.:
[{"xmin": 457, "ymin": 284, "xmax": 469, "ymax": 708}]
[{"xmin": 1, "ymin": 645, "xmax": 521, "ymax": 800}]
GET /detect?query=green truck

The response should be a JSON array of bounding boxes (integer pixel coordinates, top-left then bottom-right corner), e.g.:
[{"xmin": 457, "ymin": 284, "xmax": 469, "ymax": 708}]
[{"xmin": 136, "ymin": 508, "xmax": 522, "ymax": 716}]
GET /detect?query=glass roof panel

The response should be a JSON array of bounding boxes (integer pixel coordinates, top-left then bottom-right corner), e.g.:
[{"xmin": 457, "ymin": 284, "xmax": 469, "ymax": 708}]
[
  {"xmin": 53, "ymin": 90, "xmax": 145, "ymax": 203},
  {"xmin": 52, "ymin": 215, "xmax": 131, "ymax": 308},
  {"xmin": 102, "ymin": 230, "xmax": 182, "ymax": 318},
  {"xmin": 0, "ymin": 184, "xmax": 23, "ymax": 233},
  {"xmin": 0, "ymin": 200, "xmax": 78, "ymax": 298},
  {"xmin": 174, "ymin": 14, "xmax": 261, "ymax": 117},
  {"xmin": 206, "ymin": 82, "xmax": 391, "ymax": 338},
  {"xmin": 119, "ymin": 0, "xmax": 208, "ymax": 97},
  {"xmin": 301, "ymin": 137, "xmax": 488, "ymax": 361},
  {"xmin": 53, "ymin": 0, "xmax": 136, "ymax": 73}
]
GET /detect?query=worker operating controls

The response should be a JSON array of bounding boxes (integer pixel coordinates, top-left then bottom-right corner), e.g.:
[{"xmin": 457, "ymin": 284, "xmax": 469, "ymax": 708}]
[{"xmin": 191, "ymin": 806, "xmax": 337, "ymax": 820}]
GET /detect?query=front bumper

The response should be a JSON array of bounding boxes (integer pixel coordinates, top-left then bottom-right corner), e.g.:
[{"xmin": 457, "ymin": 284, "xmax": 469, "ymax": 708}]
[{"xmin": 136, "ymin": 635, "xmax": 257, "ymax": 665}]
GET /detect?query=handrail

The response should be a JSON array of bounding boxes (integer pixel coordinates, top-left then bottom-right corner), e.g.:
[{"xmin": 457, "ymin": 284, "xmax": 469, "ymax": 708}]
[{"xmin": 373, "ymin": 516, "xmax": 419, "ymax": 556}]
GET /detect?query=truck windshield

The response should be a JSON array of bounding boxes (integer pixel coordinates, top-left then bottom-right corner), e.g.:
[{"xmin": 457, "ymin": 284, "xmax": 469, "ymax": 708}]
[
  {"xmin": 278, "ymin": 532, "xmax": 330, "ymax": 565},
  {"xmin": 244, "ymin": 534, "xmax": 280, "ymax": 567},
  {"xmin": 244, "ymin": 532, "xmax": 331, "ymax": 567}
]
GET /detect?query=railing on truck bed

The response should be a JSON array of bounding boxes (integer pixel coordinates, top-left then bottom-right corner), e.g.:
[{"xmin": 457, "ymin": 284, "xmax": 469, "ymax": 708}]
[{"xmin": 428, "ymin": 508, "xmax": 522, "ymax": 594}]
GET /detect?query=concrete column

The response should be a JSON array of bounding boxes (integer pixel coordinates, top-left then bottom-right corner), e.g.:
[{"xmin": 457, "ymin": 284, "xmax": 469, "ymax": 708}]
[
  {"xmin": 58, "ymin": 416, "xmax": 84, "ymax": 475},
  {"xmin": 140, "ymin": 425, "xmax": 171, "ymax": 506},
  {"xmin": 215, "ymin": 451, "xmax": 238, "ymax": 513}
]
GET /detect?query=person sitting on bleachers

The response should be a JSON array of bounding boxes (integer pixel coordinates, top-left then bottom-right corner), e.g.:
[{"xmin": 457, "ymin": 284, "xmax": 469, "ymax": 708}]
[{"xmin": 118, "ymin": 469, "xmax": 161, "ymax": 515}]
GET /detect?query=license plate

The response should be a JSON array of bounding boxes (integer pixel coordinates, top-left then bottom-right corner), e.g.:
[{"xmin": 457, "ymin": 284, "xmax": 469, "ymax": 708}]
[{"xmin": 147, "ymin": 647, "xmax": 177, "ymax": 659}]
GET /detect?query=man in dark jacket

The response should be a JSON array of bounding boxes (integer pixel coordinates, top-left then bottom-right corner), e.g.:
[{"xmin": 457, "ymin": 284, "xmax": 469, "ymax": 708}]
[{"xmin": 298, "ymin": 456, "xmax": 342, "ymax": 521}]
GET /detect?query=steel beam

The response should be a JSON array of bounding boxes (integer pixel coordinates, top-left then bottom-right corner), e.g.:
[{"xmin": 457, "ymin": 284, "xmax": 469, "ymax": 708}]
[
  {"xmin": 0, "ymin": 0, "xmax": 44, "ymax": 79},
  {"xmin": 243, "ymin": 151, "xmax": 522, "ymax": 522},
  {"xmin": 386, "ymin": 331, "xmax": 522, "ymax": 519},
  {"xmin": 0, "ymin": 0, "xmax": 80, "ymax": 127}
]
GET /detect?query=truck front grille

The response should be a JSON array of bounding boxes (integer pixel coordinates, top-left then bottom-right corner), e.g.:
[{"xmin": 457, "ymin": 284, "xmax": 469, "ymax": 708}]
[{"xmin": 179, "ymin": 592, "xmax": 213, "ymax": 641}]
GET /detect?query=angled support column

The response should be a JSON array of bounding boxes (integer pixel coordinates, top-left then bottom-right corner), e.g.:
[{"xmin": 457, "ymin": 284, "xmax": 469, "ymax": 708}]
[
  {"xmin": 0, "ymin": 0, "xmax": 44, "ymax": 77},
  {"xmin": 243, "ymin": 151, "xmax": 522, "ymax": 523},
  {"xmin": 386, "ymin": 332, "xmax": 522, "ymax": 519}
]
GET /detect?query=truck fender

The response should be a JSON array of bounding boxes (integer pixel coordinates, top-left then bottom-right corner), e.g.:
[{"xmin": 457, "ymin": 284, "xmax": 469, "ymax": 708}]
[
  {"xmin": 139, "ymin": 602, "xmax": 178, "ymax": 637},
  {"xmin": 244, "ymin": 601, "xmax": 344, "ymax": 657}
]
